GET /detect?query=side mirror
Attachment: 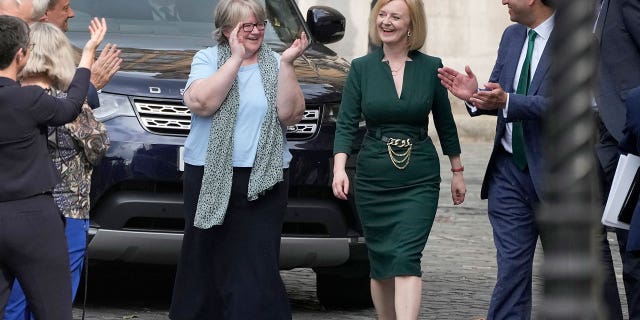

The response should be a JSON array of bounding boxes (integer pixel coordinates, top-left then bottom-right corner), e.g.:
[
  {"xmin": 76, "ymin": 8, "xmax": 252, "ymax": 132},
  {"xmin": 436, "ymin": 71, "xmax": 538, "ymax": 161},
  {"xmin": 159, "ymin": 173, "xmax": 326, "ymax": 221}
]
[{"xmin": 306, "ymin": 6, "xmax": 345, "ymax": 44}]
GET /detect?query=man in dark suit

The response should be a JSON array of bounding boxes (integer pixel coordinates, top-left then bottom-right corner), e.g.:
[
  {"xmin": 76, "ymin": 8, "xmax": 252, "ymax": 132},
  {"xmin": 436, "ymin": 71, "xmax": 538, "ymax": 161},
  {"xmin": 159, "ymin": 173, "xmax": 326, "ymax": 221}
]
[
  {"xmin": 438, "ymin": 0, "xmax": 554, "ymax": 318},
  {"xmin": 619, "ymin": 87, "xmax": 640, "ymax": 254},
  {"xmin": 594, "ymin": 0, "xmax": 640, "ymax": 318}
]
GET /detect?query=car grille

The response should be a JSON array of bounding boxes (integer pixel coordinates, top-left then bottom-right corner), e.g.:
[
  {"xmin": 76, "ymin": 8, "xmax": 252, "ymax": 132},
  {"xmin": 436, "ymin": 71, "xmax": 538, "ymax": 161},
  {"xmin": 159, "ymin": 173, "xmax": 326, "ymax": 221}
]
[{"xmin": 133, "ymin": 98, "xmax": 320, "ymax": 140}]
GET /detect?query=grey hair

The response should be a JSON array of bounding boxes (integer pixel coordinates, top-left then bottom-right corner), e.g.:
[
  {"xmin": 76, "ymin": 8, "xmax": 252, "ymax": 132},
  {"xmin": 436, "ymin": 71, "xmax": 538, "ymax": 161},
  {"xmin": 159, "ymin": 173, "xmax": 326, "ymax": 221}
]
[
  {"xmin": 212, "ymin": 0, "xmax": 266, "ymax": 44},
  {"xmin": 20, "ymin": 22, "xmax": 76, "ymax": 90},
  {"xmin": 31, "ymin": 0, "xmax": 47, "ymax": 21}
]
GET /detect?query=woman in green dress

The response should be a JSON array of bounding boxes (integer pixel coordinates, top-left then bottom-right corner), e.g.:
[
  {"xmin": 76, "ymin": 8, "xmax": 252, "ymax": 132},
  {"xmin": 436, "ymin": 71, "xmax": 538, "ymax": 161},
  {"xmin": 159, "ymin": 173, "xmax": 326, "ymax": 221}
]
[{"xmin": 332, "ymin": 0, "xmax": 466, "ymax": 318}]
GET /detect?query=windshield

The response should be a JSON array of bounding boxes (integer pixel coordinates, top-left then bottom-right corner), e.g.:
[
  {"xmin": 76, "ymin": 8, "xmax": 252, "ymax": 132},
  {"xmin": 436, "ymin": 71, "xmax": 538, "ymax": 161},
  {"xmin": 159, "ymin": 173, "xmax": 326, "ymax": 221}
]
[{"xmin": 67, "ymin": 0, "xmax": 305, "ymax": 50}]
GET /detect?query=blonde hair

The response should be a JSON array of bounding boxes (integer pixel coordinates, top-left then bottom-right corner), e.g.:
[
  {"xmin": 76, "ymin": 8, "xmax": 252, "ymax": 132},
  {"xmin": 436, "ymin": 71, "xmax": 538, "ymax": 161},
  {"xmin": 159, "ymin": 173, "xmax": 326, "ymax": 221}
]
[
  {"xmin": 213, "ymin": 0, "xmax": 266, "ymax": 44},
  {"xmin": 20, "ymin": 22, "xmax": 76, "ymax": 90},
  {"xmin": 369, "ymin": 0, "xmax": 427, "ymax": 51}
]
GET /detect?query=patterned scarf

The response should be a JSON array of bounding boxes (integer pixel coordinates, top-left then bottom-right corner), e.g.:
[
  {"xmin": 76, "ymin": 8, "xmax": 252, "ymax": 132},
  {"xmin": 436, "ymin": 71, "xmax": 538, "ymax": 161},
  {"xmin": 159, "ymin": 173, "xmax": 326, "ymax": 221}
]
[{"xmin": 194, "ymin": 42, "xmax": 283, "ymax": 229}]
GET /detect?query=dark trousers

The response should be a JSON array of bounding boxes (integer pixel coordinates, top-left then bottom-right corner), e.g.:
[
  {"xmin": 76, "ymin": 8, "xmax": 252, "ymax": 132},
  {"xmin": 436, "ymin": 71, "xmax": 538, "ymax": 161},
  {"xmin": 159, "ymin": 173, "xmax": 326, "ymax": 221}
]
[
  {"xmin": 170, "ymin": 165, "xmax": 291, "ymax": 320},
  {"xmin": 596, "ymin": 116, "xmax": 640, "ymax": 319},
  {"xmin": 0, "ymin": 194, "xmax": 72, "ymax": 320},
  {"xmin": 486, "ymin": 148, "xmax": 540, "ymax": 320}
]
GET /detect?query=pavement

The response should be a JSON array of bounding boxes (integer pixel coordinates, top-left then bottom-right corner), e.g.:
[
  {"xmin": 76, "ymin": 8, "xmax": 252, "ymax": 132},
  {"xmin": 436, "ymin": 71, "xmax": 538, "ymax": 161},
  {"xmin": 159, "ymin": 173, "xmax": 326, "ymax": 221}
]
[{"xmin": 72, "ymin": 142, "xmax": 629, "ymax": 320}]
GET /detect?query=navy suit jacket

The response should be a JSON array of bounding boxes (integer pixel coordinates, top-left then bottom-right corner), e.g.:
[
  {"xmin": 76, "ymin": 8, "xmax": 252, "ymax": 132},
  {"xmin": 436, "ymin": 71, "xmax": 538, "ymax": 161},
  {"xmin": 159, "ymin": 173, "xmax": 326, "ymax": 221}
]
[
  {"xmin": 595, "ymin": 0, "xmax": 640, "ymax": 142},
  {"xmin": 468, "ymin": 23, "xmax": 553, "ymax": 199},
  {"xmin": 619, "ymin": 86, "xmax": 640, "ymax": 251}
]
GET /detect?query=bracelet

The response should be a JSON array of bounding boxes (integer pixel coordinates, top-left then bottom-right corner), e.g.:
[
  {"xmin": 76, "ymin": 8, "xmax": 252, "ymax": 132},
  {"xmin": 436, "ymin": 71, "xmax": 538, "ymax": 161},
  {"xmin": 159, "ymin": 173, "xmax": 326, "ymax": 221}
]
[{"xmin": 451, "ymin": 166, "xmax": 464, "ymax": 173}]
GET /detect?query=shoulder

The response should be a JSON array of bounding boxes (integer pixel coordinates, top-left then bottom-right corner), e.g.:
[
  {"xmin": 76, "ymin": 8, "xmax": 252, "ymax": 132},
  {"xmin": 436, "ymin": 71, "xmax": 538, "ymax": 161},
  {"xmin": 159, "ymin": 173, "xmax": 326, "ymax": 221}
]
[
  {"xmin": 193, "ymin": 46, "xmax": 218, "ymax": 63},
  {"xmin": 502, "ymin": 23, "xmax": 526, "ymax": 40},
  {"xmin": 352, "ymin": 49, "xmax": 383, "ymax": 66},
  {"xmin": 411, "ymin": 51, "xmax": 442, "ymax": 67}
]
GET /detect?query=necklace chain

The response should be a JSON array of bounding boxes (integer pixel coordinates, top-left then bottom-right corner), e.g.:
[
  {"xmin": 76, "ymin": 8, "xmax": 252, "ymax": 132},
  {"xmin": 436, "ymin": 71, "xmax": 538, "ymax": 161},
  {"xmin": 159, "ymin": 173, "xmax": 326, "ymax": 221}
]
[{"xmin": 386, "ymin": 60, "xmax": 405, "ymax": 77}]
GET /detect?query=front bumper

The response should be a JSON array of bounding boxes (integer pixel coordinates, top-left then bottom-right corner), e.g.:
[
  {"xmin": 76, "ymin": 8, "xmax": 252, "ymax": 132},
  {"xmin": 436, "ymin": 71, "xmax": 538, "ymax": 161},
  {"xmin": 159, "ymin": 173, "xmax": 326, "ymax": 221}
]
[{"xmin": 87, "ymin": 227, "xmax": 365, "ymax": 269}]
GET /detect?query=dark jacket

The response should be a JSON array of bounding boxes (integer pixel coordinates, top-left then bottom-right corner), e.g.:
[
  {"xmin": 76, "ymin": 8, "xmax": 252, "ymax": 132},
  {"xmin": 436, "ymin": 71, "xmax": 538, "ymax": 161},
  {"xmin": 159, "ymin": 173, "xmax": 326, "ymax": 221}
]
[{"xmin": 0, "ymin": 68, "xmax": 90, "ymax": 201}]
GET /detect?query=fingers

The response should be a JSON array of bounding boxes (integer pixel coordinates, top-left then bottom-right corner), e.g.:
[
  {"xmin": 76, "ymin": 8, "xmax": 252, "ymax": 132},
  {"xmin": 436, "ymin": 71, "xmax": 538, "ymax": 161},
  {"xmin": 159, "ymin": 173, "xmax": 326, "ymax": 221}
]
[
  {"xmin": 88, "ymin": 17, "xmax": 107, "ymax": 47},
  {"xmin": 464, "ymin": 65, "xmax": 475, "ymax": 78},
  {"xmin": 331, "ymin": 178, "xmax": 349, "ymax": 200},
  {"xmin": 299, "ymin": 32, "xmax": 308, "ymax": 50},
  {"xmin": 452, "ymin": 189, "xmax": 466, "ymax": 205}
]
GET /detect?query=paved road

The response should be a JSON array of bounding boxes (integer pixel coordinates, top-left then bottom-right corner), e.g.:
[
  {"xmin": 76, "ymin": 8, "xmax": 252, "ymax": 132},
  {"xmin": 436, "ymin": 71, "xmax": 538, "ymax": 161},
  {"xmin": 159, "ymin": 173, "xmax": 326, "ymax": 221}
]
[{"xmin": 72, "ymin": 142, "xmax": 628, "ymax": 319}]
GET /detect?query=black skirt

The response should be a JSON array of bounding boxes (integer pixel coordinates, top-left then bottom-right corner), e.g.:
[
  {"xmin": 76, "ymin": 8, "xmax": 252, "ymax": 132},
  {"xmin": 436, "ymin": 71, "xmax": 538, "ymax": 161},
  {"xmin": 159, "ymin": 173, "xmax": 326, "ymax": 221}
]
[{"xmin": 169, "ymin": 164, "xmax": 291, "ymax": 320}]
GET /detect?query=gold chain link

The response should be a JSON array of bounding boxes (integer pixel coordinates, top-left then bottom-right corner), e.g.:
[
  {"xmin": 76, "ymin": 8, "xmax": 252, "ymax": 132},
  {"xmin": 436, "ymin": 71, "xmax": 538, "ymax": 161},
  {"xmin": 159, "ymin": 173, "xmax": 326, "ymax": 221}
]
[{"xmin": 386, "ymin": 138, "xmax": 412, "ymax": 170}]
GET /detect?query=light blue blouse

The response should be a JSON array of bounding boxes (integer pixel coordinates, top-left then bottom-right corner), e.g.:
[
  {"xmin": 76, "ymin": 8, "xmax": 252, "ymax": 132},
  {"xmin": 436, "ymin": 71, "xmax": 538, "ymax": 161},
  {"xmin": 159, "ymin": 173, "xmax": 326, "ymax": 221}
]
[{"xmin": 183, "ymin": 46, "xmax": 292, "ymax": 168}]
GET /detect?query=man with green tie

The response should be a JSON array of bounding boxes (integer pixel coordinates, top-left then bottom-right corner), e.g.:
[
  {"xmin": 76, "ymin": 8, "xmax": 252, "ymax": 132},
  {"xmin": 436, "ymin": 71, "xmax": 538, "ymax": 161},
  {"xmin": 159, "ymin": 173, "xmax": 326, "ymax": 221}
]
[{"xmin": 438, "ymin": 0, "xmax": 555, "ymax": 318}]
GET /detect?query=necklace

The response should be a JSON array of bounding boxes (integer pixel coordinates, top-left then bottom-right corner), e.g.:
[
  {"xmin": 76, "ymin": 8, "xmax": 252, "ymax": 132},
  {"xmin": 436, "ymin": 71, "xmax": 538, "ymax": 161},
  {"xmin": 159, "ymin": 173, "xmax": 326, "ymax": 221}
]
[{"xmin": 386, "ymin": 60, "xmax": 404, "ymax": 77}]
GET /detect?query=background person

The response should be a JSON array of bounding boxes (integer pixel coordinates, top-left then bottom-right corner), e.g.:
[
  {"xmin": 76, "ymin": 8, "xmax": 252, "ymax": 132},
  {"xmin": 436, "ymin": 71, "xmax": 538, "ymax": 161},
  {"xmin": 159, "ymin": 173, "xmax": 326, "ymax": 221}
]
[
  {"xmin": 619, "ymin": 87, "xmax": 640, "ymax": 256},
  {"xmin": 593, "ymin": 0, "xmax": 640, "ymax": 317},
  {"xmin": 40, "ymin": 0, "xmax": 122, "ymax": 109},
  {"xmin": 0, "ymin": 15, "xmax": 105, "ymax": 320},
  {"xmin": 438, "ymin": 0, "xmax": 554, "ymax": 318},
  {"xmin": 4, "ymin": 21, "xmax": 110, "ymax": 320},
  {"xmin": 168, "ymin": 0, "xmax": 307, "ymax": 318},
  {"xmin": 332, "ymin": 0, "xmax": 466, "ymax": 318}
]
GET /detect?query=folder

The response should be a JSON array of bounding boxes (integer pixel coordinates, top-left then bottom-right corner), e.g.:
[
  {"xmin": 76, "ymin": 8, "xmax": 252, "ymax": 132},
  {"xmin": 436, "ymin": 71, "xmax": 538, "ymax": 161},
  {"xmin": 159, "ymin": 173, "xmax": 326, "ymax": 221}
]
[{"xmin": 602, "ymin": 153, "xmax": 640, "ymax": 230}]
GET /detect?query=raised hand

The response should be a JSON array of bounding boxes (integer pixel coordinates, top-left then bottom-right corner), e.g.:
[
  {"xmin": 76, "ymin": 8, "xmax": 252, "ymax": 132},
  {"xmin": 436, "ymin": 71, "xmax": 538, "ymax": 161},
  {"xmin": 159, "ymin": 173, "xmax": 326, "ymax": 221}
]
[
  {"xmin": 91, "ymin": 43, "xmax": 122, "ymax": 90},
  {"xmin": 437, "ymin": 65, "xmax": 478, "ymax": 101},
  {"xmin": 79, "ymin": 17, "xmax": 107, "ymax": 70},
  {"xmin": 281, "ymin": 32, "xmax": 308, "ymax": 64},
  {"xmin": 84, "ymin": 17, "xmax": 107, "ymax": 52},
  {"xmin": 228, "ymin": 22, "xmax": 248, "ymax": 61}
]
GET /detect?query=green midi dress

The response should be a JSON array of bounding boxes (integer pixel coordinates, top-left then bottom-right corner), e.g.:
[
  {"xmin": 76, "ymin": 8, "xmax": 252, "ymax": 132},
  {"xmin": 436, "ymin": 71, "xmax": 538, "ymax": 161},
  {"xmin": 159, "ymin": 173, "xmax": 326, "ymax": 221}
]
[{"xmin": 333, "ymin": 49, "xmax": 461, "ymax": 279}]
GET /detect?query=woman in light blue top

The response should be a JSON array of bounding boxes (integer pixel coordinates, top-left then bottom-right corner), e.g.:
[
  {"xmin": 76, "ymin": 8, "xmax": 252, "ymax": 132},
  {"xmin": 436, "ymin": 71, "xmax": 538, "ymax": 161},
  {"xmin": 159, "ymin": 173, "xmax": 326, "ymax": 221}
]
[{"xmin": 169, "ymin": 0, "xmax": 307, "ymax": 319}]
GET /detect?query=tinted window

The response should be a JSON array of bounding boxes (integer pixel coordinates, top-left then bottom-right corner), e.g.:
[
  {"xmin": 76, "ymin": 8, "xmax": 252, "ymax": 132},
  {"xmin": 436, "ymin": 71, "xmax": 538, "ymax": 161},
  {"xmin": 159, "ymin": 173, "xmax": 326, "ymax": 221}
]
[{"xmin": 67, "ymin": 0, "xmax": 305, "ymax": 49}]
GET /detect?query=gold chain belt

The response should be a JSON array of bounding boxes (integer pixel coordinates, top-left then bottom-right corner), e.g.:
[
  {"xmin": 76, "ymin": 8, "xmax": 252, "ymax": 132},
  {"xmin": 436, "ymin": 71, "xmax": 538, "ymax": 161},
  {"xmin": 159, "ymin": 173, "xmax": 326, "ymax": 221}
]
[{"xmin": 385, "ymin": 137, "xmax": 412, "ymax": 170}]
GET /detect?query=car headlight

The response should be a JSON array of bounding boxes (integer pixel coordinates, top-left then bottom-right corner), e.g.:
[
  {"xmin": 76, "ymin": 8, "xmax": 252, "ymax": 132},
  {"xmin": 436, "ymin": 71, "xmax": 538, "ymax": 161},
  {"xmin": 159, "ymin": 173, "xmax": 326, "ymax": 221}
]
[
  {"xmin": 322, "ymin": 103, "xmax": 365, "ymax": 127},
  {"xmin": 92, "ymin": 93, "xmax": 136, "ymax": 121}
]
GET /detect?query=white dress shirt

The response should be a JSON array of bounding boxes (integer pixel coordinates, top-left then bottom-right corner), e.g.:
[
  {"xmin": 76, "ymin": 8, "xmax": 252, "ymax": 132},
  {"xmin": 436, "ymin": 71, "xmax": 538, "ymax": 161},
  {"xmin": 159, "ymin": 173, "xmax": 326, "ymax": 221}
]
[{"xmin": 501, "ymin": 14, "xmax": 555, "ymax": 154}]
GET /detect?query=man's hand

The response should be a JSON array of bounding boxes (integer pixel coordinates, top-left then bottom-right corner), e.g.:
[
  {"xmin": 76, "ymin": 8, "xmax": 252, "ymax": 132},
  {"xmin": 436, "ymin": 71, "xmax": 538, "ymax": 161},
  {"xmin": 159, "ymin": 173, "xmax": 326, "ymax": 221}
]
[
  {"xmin": 469, "ymin": 82, "xmax": 508, "ymax": 110},
  {"xmin": 91, "ymin": 43, "xmax": 122, "ymax": 90}
]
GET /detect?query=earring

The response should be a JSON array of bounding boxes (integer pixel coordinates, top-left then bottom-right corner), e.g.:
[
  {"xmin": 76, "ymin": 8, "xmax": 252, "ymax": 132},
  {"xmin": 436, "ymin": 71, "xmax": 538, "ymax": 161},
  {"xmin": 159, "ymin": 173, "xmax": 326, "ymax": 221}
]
[{"xmin": 407, "ymin": 31, "xmax": 412, "ymax": 38}]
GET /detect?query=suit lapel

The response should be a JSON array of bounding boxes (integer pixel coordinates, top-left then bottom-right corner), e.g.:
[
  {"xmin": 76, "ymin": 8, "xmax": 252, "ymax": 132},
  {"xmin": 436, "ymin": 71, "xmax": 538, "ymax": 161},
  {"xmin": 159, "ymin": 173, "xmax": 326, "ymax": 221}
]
[
  {"xmin": 502, "ymin": 26, "xmax": 527, "ymax": 93},
  {"xmin": 594, "ymin": 0, "xmax": 610, "ymax": 43},
  {"xmin": 529, "ymin": 31, "xmax": 554, "ymax": 95}
]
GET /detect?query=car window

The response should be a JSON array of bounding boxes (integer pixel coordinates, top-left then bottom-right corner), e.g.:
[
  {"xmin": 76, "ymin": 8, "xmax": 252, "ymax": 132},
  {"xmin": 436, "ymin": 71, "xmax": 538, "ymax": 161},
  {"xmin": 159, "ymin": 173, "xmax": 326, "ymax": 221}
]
[{"xmin": 67, "ymin": 0, "xmax": 305, "ymax": 48}]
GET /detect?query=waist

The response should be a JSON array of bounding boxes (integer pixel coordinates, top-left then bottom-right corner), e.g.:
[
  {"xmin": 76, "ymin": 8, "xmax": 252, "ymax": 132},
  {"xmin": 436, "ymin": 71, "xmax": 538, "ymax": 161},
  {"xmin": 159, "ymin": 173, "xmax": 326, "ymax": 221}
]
[{"xmin": 366, "ymin": 126, "xmax": 428, "ymax": 142}]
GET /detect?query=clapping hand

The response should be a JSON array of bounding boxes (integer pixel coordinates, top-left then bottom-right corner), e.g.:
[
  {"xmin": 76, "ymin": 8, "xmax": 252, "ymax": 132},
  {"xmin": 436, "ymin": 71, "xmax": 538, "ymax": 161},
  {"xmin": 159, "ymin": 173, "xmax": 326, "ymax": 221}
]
[
  {"xmin": 91, "ymin": 43, "xmax": 122, "ymax": 90},
  {"xmin": 281, "ymin": 32, "xmax": 308, "ymax": 64},
  {"xmin": 84, "ymin": 17, "xmax": 107, "ymax": 52},
  {"xmin": 79, "ymin": 17, "xmax": 107, "ymax": 70}
]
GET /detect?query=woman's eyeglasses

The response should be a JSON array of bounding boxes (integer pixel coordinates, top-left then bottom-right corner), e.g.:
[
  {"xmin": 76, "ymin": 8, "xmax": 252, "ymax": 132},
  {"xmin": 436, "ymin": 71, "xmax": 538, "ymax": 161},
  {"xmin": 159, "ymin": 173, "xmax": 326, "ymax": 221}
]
[{"xmin": 241, "ymin": 21, "xmax": 267, "ymax": 32}]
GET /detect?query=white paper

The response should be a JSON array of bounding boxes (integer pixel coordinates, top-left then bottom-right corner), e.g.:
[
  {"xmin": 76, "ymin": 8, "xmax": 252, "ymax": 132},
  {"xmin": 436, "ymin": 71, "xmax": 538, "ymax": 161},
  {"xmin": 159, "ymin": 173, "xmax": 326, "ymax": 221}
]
[{"xmin": 602, "ymin": 153, "xmax": 640, "ymax": 230}]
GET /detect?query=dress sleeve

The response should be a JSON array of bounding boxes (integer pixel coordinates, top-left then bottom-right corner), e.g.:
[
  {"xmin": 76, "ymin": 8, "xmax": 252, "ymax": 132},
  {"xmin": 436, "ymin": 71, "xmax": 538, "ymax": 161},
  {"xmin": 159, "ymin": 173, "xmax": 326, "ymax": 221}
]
[
  {"xmin": 333, "ymin": 59, "xmax": 363, "ymax": 156},
  {"xmin": 431, "ymin": 59, "xmax": 462, "ymax": 156}
]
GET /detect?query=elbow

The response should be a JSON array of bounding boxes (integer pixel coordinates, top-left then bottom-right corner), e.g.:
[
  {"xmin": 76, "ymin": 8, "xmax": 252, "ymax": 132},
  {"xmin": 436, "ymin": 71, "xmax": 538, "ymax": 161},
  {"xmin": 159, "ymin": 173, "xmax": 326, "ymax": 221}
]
[{"xmin": 279, "ymin": 103, "xmax": 305, "ymax": 126}]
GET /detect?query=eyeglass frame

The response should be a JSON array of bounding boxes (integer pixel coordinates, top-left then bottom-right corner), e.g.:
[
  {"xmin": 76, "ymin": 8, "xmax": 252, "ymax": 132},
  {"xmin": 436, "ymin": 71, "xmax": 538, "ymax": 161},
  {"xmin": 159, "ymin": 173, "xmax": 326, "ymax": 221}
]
[{"xmin": 241, "ymin": 20, "xmax": 267, "ymax": 32}]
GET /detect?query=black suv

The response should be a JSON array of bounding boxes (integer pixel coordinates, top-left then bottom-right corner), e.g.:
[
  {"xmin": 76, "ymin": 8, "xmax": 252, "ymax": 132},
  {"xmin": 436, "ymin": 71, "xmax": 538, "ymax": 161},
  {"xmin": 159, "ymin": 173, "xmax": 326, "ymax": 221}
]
[{"xmin": 66, "ymin": 0, "xmax": 369, "ymax": 307}]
